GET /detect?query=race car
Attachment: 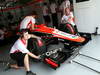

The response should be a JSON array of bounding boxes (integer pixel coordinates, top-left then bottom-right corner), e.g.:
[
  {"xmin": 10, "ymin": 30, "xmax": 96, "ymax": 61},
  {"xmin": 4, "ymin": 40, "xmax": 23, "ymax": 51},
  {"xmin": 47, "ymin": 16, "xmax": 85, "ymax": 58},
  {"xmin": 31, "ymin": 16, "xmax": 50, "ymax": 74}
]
[{"xmin": 27, "ymin": 23, "xmax": 90, "ymax": 69}]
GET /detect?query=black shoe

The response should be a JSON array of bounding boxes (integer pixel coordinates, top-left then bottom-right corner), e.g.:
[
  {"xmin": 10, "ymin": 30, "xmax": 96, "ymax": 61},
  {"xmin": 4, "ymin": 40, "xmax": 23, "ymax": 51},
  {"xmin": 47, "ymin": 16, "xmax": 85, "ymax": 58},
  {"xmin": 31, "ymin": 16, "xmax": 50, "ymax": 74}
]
[
  {"xmin": 4, "ymin": 62, "xmax": 11, "ymax": 71},
  {"xmin": 26, "ymin": 71, "xmax": 36, "ymax": 75}
]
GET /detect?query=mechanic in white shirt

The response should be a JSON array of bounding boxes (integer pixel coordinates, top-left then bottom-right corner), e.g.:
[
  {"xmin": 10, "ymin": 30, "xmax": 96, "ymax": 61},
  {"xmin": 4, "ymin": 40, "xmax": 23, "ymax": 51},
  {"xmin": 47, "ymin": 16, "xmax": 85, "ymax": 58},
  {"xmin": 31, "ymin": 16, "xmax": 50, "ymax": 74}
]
[
  {"xmin": 50, "ymin": 1, "xmax": 58, "ymax": 28},
  {"xmin": 60, "ymin": 8, "xmax": 79, "ymax": 34},
  {"xmin": 17, "ymin": 11, "xmax": 41, "ymax": 40},
  {"xmin": 18, "ymin": 11, "xmax": 37, "ymax": 32},
  {"xmin": 61, "ymin": 8, "xmax": 75, "ymax": 26},
  {"xmin": 20, "ymin": 16, "xmax": 36, "ymax": 31},
  {"xmin": 42, "ymin": 2, "xmax": 51, "ymax": 27},
  {"xmin": 9, "ymin": 29, "xmax": 40, "ymax": 75}
]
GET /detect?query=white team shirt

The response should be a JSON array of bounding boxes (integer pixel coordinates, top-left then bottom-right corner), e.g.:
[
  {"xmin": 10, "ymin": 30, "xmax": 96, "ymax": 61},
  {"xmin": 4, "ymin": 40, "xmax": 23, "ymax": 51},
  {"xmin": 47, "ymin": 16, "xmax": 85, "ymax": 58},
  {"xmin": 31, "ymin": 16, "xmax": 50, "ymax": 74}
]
[
  {"xmin": 43, "ymin": 5, "xmax": 49, "ymax": 16},
  {"xmin": 20, "ymin": 16, "xmax": 36, "ymax": 29},
  {"xmin": 50, "ymin": 3, "xmax": 57, "ymax": 14},
  {"xmin": 10, "ymin": 39, "xmax": 29, "ymax": 53},
  {"xmin": 61, "ymin": 12, "xmax": 75, "ymax": 26}
]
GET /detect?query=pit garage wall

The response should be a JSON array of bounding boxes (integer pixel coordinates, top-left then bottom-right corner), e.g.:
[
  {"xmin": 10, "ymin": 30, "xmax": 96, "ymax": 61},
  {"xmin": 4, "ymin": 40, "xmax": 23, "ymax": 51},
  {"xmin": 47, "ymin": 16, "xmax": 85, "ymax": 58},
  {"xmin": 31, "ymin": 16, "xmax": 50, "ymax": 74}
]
[
  {"xmin": 73, "ymin": 0, "xmax": 100, "ymax": 34},
  {"xmin": 0, "ymin": 1, "xmax": 44, "ymax": 26}
]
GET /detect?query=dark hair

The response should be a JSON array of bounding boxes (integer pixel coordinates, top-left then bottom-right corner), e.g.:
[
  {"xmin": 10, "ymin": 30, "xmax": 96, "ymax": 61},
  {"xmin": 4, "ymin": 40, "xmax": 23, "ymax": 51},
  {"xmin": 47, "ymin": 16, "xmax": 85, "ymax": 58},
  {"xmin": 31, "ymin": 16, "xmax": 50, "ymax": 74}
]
[
  {"xmin": 28, "ymin": 11, "xmax": 38, "ymax": 16},
  {"xmin": 32, "ymin": 11, "xmax": 38, "ymax": 16},
  {"xmin": 43, "ymin": 2, "xmax": 47, "ymax": 5},
  {"xmin": 19, "ymin": 29, "xmax": 29, "ymax": 38}
]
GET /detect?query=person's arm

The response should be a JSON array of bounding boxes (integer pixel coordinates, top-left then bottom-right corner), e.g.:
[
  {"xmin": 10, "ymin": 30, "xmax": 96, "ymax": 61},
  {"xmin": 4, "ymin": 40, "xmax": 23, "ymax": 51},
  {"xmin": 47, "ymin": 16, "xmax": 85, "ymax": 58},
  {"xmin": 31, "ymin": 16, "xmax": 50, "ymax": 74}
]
[
  {"xmin": 27, "ymin": 52, "xmax": 40, "ymax": 59},
  {"xmin": 29, "ymin": 34, "xmax": 41, "ymax": 40},
  {"xmin": 29, "ymin": 16, "xmax": 36, "ymax": 31},
  {"xmin": 31, "ymin": 24, "xmax": 35, "ymax": 30},
  {"xmin": 16, "ymin": 40, "xmax": 40, "ymax": 59},
  {"xmin": 61, "ymin": 15, "xmax": 69, "ymax": 23}
]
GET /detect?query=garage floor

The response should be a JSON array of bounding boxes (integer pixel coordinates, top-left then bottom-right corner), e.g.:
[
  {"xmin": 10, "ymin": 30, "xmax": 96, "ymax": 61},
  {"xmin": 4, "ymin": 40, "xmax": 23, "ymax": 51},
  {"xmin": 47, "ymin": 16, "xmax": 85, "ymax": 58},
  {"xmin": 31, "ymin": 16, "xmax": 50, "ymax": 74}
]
[{"xmin": 0, "ymin": 35, "xmax": 100, "ymax": 75}]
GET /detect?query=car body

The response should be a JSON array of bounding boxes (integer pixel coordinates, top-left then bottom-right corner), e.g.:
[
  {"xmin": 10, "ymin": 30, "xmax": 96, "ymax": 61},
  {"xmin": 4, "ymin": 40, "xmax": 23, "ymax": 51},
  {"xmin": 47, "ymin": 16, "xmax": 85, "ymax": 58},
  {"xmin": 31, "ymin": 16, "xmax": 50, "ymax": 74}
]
[{"xmin": 28, "ymin": 24, "xmax": 89, "ymax": 69}]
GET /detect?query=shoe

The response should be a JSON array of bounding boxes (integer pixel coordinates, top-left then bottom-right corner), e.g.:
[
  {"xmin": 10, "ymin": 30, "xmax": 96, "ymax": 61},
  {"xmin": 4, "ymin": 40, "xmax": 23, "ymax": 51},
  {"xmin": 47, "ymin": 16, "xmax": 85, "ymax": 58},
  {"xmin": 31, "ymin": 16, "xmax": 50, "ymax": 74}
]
[
  {"xmin": 4, "ymin": 62, "xmax": 11, "ymax": 71},
  {"xmin": 26, "ymin": 71, "xmax": 36, "ymax": 75}
]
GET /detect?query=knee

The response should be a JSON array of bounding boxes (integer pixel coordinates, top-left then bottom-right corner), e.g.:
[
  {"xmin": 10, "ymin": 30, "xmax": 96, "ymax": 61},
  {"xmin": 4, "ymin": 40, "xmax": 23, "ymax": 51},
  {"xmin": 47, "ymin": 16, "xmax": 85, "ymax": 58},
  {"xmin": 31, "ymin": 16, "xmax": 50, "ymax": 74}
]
[
  {"xmin": 25, "ymin": 54, "xmax": 29, "ymax": 57},
  {"xmin": 24, "ymin": 54, "xmax": 29, "ymax": 59}
]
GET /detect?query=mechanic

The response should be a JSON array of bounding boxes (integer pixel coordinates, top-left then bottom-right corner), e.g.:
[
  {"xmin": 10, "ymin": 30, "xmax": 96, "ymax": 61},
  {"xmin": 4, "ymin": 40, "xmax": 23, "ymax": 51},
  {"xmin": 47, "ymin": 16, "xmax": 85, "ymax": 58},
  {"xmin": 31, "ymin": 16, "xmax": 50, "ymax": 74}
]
[
  {"xmin": 60, "ymin": 7, "xmax": 79, "ymax": 34},
  {"xmin": 50, "ymin": 1, "xmax": 58, "ymax": 28},
  {"xmin": 7, "ymin": 29, "xmax": 40, "ymax": 75},
  {"xmin": 17, "ymin": 10, "xmax": 41, "ymax": 41},
  {"xmin": 61, "ymin": 7, "xmax": 75, "ymax": 26},
  {"xmin": 17, "ymin": 11, "xmax": 37, "ymax": 32},
  {"xmin": 42, "ymin": 2, "xmax": 51, "ymax": 27}
]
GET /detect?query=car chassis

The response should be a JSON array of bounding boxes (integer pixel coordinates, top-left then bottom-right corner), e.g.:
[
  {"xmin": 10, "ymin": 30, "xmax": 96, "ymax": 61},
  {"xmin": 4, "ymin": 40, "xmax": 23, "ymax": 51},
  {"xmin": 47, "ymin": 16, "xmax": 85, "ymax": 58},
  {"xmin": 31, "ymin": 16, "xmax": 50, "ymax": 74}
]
[{"xmin": 27, "ymin": 24, "xmax": 91, "ymax": 69}]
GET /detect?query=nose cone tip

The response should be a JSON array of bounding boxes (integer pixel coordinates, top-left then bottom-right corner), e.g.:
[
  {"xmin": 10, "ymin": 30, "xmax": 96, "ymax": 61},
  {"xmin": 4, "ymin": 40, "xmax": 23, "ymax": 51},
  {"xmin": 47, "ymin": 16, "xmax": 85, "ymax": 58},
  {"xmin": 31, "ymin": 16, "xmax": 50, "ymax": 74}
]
[{"xmin": 81, "ymin": 37, "xmax": 85, "ymax": 42}]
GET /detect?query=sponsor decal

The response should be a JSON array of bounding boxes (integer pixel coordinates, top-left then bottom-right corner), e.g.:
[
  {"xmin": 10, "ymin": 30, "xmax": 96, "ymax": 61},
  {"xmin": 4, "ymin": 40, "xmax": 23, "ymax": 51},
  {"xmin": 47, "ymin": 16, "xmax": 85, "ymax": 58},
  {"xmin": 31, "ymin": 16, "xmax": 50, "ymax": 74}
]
[{"xmin": 53, "ymin": 29, "xmax": 78, "ymax": 39}]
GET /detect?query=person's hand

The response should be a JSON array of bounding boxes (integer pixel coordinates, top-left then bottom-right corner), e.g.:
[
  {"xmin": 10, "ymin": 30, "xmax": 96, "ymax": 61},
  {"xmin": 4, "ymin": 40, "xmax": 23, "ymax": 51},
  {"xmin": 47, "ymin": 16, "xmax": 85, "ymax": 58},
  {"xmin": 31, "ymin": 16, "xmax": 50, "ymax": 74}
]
[
  {"xmin": 36, "ymin": 55, "xmax": 43, "ymax": 62},
  {"xmin": 37, "ymin": 55, "xmax": 41, "ymax": 60},
  {"xmin": 37, "ymin": 37, "xmax": 41, "ymax": 40}
]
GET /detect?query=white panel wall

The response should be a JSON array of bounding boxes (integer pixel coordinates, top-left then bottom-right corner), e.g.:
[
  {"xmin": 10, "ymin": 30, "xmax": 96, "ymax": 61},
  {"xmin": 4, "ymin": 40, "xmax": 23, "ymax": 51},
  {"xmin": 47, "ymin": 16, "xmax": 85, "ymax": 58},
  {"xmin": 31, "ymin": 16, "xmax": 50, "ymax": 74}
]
[{"xmin": 73, "ymin": 0, "xmax": 100, "ymax": 34}]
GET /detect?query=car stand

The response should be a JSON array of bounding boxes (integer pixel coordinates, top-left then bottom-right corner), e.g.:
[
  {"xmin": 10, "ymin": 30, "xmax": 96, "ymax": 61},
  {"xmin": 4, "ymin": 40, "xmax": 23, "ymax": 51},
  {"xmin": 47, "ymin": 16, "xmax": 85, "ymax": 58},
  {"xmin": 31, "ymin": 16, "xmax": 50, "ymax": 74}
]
[
  {"xmin": 69, "ymin": 52, "xmax": 100, "ymax": 74},
  {"xmin": 72, "ymin": 60, "xmax": 100, "ymax": 74}
]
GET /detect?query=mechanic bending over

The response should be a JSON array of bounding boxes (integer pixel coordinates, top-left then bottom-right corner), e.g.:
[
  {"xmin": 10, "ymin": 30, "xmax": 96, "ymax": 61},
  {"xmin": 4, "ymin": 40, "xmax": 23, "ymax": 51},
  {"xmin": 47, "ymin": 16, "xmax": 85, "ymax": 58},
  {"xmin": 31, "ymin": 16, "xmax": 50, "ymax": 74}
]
[
  {"xmin": 19, "ymin": 11, "xmax": 37, "ymax": 31},
  {"xmin": 17, "ymin": 10, "xmax": 41, "ymax": 40},
  {"xmin": 6, "ymin": 29, "xmax": 41, "ymax": 75}
]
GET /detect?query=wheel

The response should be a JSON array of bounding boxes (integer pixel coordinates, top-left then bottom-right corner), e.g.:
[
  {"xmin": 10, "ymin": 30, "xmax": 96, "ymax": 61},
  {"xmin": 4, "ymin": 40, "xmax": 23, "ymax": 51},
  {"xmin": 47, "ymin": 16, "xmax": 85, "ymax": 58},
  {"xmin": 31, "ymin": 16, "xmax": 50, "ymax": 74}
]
[
  {"xmin": 59, "ymin": 23, "xmax": 76, "ymax": 34},
  {"xmin": 27, "ymin": 38, "xmax": 47, "ymax": 55}
]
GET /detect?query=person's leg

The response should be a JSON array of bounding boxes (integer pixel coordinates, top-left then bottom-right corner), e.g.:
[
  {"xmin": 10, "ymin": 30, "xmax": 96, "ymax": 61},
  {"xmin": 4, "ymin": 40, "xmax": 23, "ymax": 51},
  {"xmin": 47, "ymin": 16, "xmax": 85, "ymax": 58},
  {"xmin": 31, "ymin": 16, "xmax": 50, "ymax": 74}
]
[
  {"xmin": 24, "ymin": 54, "xmax": 30, "ymax": 71},
  {"xmin": 52, "ymin": 13, "xmax": 58, "ymax": 28},
  {"xmin": 10, "ymin": 64, "xmax": 20, "ymax": 69},
  {"xmin": 24, "ymin": 54, "xmax": 36, "ymax": 75},
  {"xmin": 5, "ymin": 53, "xmax": 24, "ymax": 71},
  {"xmin": 9, "ymin": 53, "xmax": 29, "ymax": 70},
  {"xmin": 5, "ymin": 63, "xmax": 20, "ymax": 71}
]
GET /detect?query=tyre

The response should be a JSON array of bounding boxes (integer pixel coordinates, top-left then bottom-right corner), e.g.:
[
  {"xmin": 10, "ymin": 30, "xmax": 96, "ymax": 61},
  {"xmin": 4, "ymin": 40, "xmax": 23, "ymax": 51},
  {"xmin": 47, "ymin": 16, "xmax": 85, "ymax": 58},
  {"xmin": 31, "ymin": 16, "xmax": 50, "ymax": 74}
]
[
  {"xmin": 59, "ymin": 23, "xmax": 76, "ymax": 34},
  {"xmin": 27, "ymin": 38, "xmax": 47, "ymax": 55}
]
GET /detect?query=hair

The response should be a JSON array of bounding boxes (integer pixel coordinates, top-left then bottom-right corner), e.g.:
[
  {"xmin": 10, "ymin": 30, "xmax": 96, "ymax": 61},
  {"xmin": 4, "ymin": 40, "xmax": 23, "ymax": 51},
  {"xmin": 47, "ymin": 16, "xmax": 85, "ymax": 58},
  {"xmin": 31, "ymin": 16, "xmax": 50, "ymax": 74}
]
[
  {"xmin": 43, "ymin": 2, "xmax": 47, "ymax": 5},
  {"xmin": 32, "ymin": 11, "xmax": 38, "ymax": 16},
  {"xmin": 19, "ymin": 29, "xmax": 29, "ymax": 38},
  {"xmin": 33, "ymin": 11, "xmax": 38, "ymax": 15},
  {"xmin": 28, "ymin": 11, "xmax": 38, "ymax": 16}
]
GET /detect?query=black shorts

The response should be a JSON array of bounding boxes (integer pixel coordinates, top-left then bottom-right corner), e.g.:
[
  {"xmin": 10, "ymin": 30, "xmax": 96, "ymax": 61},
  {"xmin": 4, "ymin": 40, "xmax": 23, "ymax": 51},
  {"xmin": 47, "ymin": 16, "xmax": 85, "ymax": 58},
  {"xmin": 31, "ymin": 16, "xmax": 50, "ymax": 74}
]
[{"xmin": 10, "ymin": 52, "xmax": 27, "ymax": 67}]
